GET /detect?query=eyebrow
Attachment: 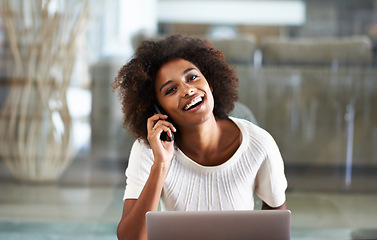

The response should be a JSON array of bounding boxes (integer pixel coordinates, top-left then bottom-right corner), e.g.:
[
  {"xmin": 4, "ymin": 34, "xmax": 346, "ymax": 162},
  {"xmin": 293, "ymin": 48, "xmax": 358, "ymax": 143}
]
[
  {"xmin": 183, "ymin": 67, "xmax": 195, "ymax": 75},
  {"xmin": 160, "ymin": 80, "xmax": 173, "ymax": 92},
  {"xmin": 159, "ymin": 67, "xmax": 196, "ymax": 92}
]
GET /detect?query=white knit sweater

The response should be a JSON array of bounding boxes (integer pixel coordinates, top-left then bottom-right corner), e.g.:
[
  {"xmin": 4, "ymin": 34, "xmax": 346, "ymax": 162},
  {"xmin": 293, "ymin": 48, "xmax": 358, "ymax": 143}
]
[{"xmin": 123, "ymin": 117, "xmax": 287, "ymax": 211}]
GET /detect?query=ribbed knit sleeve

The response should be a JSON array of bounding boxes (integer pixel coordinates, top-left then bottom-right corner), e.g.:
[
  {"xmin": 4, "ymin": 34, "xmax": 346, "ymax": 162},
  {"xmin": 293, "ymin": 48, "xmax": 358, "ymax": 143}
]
[
  {"xmin": 123, "ymin": 140, "xmax": 154, "ymax": 200},
  {"xmin": 251, "ymin": 125, "xmax": 287, "ymax": 208}
]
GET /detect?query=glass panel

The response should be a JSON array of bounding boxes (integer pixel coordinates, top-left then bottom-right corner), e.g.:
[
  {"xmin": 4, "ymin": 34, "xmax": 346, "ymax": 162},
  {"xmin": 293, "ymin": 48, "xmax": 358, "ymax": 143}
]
[
  {"xmin": 1, "ymin": 0, "xmax": 377, "ymax": 239},
  {"xmin": 236, "ymin": 66, "xmax": 377, "ymax": 192}
]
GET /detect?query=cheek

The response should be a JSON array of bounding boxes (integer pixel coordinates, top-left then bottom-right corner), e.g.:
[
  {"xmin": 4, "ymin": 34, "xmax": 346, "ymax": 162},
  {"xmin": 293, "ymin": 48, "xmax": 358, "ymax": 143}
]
[
  {"xmin": 158, "ymin": 97, "xmax": 178, "ymax": 115},
  {"xmin": 205, "ymin": 84, "xmax": 214, "ymax": 100}
]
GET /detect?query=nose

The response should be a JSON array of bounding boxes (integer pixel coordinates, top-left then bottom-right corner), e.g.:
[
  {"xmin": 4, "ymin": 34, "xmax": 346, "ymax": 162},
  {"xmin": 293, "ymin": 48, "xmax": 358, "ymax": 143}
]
[{"xmin": 182, "ymin": 83, "xmax": 195, "ymax": 97}]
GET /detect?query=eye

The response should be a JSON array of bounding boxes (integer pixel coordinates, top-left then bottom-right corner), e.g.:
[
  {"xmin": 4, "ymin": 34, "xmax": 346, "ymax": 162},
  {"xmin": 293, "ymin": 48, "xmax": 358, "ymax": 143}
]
[
  {"xmin": 165, "ymin": 87, "xmax": 176, "ymax": 96},
  {"xmin": 188, "ymin": 74, "xmax": 198, "ymax": 82}
]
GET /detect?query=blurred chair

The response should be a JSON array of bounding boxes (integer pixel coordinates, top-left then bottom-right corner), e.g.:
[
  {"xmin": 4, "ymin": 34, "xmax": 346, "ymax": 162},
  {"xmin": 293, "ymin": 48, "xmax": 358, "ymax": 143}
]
[
  {"xmin": 131, "ymin": 31, "xmax": 257, "ymax": 66},
  {"xmin": 210, "ymin": 34, "xmax": 257, "ymax": 65},
  {"xmin": 230, "ymin": 102, "xmax": 258, "ymax": 125},
  {"xmin": 261, "ymin": 35, "xmax": 373, "ymax": 67},
  {"xmin": 260, "ymin": 35, "xmax": 375, "ymax": 186}
]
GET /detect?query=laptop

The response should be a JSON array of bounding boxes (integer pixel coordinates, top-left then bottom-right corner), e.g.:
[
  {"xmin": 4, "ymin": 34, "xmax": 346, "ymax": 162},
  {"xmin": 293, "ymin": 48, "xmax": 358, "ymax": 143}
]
[{"xmin": 146, "ymin": 210, "xmax": 291, "ymax": 240}]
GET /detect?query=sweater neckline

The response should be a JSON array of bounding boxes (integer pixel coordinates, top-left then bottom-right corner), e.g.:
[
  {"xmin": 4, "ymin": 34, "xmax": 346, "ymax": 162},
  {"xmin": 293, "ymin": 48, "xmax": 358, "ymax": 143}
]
[{"xmin": 175, "ymin": 117, "xmax": 249, "ymax": 172}]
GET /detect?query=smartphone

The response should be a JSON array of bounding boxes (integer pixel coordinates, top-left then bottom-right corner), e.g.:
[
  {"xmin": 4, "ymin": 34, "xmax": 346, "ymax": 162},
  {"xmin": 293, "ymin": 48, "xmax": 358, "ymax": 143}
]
[{"xmin": 154, "ymin": 104, "xmax": 174, "ymax": 142}]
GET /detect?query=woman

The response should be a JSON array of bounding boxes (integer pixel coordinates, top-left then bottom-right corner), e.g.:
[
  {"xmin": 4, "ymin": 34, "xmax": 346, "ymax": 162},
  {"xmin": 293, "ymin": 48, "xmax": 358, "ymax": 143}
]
[{"xmin": 113, "ymin": 34, "xmax": 287, "ymax": 240}]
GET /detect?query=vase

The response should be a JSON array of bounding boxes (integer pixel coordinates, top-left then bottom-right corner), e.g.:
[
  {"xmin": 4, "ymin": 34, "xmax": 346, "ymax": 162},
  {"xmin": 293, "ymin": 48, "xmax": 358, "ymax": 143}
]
[{"xmin": 0, "ymin": 0, "xmax": 89, "ymax": 182}]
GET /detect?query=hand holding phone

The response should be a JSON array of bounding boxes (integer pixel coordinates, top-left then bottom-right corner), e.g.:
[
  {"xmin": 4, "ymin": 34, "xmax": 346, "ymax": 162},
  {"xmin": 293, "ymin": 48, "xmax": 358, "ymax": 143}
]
[{"xmin": 154, "ymin": 104, "xmax": 174, "ymax": 142}]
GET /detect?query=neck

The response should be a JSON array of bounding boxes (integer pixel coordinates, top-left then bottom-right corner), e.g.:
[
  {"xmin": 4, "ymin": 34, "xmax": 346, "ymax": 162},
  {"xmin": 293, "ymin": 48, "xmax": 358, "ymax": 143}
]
[{"xmin": 177, "ymin": 115, "xmax": 223, "ymax": 163}]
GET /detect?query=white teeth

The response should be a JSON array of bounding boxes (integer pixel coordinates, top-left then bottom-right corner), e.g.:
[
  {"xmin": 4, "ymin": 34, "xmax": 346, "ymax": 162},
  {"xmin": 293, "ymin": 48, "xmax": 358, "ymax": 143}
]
[{"xmin": 184, "ymin": 96, "xmax": 203, "ymax": 110}]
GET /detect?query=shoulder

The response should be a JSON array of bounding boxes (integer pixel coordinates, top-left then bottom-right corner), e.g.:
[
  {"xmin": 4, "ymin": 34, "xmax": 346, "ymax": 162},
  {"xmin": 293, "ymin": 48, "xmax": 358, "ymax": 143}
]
[
  {"xmin": 128, "ymin": 139, "xmax": 154, "ymax": 167},
  {"xmin": 130, "ymin": 139, "xmax": 151, "ymax": 153},
  {"xmin": 129, "ymin": 139, "xmax": 153, "ymax": 157},
  {"xmin": 230, "ymin": 117, "xmax": 280, "ymax": 154},
  {"xmin": 230, "ymin": 117, "xmax": 272, "ymax": 140}
]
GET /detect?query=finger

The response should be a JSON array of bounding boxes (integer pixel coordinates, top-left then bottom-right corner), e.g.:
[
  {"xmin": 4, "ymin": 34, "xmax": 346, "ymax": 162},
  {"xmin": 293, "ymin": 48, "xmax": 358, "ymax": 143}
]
[
  {"xmin": 149, "ymin": 127, "xmax": 173, "ymax": 146},
  {"xmin": 159, "ymin": 125, "xmax": 174, "ymax": 138},
  {"xmin": 149, "ymin": 113, "xmax": 168, "ymax": 121},
  {"xmin": 152, "ymin": 120, "xmax": 176, "ymax": 133},
  {"xmin": 147, "ymin": 114, "xmax": 168, "ymax": 131}
]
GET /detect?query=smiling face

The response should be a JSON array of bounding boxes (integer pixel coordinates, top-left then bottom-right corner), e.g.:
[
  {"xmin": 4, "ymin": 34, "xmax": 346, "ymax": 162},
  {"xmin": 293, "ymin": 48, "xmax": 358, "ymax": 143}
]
[{"xmin": 154, "ymin": 58, "xmax": 215, "ymax": 128}]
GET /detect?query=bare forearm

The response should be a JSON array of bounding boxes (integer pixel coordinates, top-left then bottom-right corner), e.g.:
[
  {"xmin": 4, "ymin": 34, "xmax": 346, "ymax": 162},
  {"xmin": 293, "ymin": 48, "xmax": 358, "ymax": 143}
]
[{"xmin": 117, "ymin": 162, "xmax": 170, "ymax": 240}]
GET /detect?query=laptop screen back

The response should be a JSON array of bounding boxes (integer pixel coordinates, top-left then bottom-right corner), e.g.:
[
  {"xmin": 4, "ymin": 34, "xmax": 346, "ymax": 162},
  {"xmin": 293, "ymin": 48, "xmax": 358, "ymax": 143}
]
[{"xmin": 146, "ymin": 210, "xmax": 291, "ymax": 240}]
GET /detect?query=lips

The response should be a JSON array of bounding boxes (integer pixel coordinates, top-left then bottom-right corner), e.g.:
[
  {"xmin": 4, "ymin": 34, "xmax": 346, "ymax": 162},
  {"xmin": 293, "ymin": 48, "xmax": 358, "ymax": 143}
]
[{"xmin": 183, "ymin": 95, "xmax": 204, "ymax": 111}]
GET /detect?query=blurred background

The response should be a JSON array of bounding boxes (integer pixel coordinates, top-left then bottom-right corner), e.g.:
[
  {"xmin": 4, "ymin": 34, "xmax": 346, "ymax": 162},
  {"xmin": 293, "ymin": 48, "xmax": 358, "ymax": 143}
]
[{"xmin": 0, "ymin": 0, "xmax": 376, "ymax": 239}]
